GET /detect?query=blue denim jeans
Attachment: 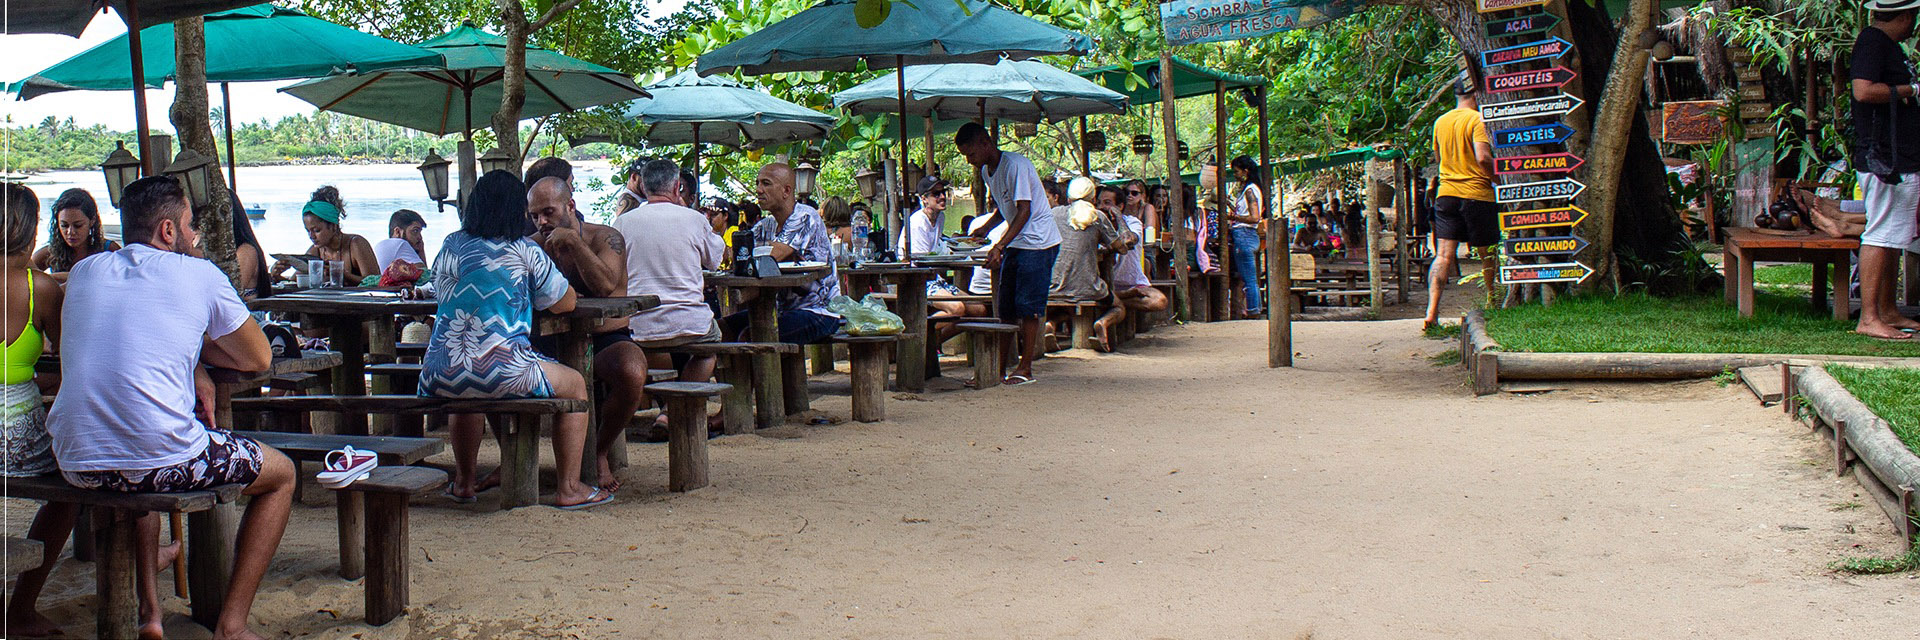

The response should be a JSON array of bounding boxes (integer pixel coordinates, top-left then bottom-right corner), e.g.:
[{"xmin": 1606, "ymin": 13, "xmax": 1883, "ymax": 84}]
[
  {"xmin": 722, "ymin": 308, "xmax": 842, "ymax": 345},
  {"xmin": 1230, "ymin": 226, "xmax": 1263, "ymax": 312}
]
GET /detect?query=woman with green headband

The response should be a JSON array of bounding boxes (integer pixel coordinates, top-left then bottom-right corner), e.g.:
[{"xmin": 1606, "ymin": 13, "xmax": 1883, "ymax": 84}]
[{"xmin": 277, "ymin": 186, "xmax": 378, "ymax": 284}]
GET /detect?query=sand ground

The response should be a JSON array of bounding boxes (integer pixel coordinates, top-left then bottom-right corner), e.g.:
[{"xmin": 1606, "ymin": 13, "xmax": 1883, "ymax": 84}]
[{"xmin": 8, "ymin": 312, "xmax": 1918, "ymax": 639}]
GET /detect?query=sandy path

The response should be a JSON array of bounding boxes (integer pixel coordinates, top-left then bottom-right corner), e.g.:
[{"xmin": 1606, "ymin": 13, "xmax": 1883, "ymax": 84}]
[{"xmin": 12, "ymin": 317, "xmax": 1917, "ymax": 638}]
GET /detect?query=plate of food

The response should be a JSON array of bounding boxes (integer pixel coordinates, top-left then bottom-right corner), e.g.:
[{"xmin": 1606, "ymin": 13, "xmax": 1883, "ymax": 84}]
[
  {"xmin": 787, "ymin": 261, "xmax": 829, "ymax": 270},
  {"xmin": 946, "ymin": 236, "xmax": 988, "ymax": 250}
]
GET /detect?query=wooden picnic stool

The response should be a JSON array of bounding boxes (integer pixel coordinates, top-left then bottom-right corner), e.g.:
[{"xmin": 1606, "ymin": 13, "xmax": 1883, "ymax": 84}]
[
  {"xmin": 955, "ymin": 322, "xmax": 1018, "ymax": 389},
  {"xmin": 364, "ymin": 363, "xmax": 425, "ymax": 435},
  {"xmin": 231, "ymin": 396, "xmax": 585, "ymax": 509},
  {"xmin": 660, "ymin": 342, "xmax": 798, "ymax": 434},
  {"xmin": 827, "ymin": 333, "xmax": 898, "ymax": 422},
  {"xmin": 3, "ymin": 475, "xmax": 244, "ymax": 636},
  {"xmin": 235, "ymin": 431, "xmax": 441, "ymax": 584},
  {"xmin": 644, "ymin": 382, "xmax": 732, "ymax": 492},
  {"xmin": 1047, "ymin": 299, "xmax": 1103, "ymax": 350}
]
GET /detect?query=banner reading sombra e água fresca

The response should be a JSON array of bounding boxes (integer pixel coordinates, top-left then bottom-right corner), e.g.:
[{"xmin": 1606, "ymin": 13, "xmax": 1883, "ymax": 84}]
[{"xmin": 1160, "ymin": 0, "xmax": 1369, "ymax": 46}]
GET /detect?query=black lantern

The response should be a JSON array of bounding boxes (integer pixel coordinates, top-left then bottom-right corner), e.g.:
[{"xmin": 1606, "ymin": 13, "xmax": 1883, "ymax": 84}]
[
  {"xmin": 795, "ymin": 161, "xmax": 819, "ymax": 197},
  {"xmin": 1131, "ymin": 134, "xmax": 1154, "ymax": 155},
  {"xmin": 100, "ymin": 140, "xmax": 143, "ymax": 208},
  {"xmin": 161, "ymin": 148, "xmax": 216, "ymax": 208},
  {"xmin": 1178, "ymin": 141, "xmax": 1190, "ymax": 161},
  {"xmin": 854, "ymin": 166, "xmax": 883, "ymax": 200},
  {"xmin": 1082, "ymin": 130, "xmax": 1107, "ymax": 153},
  {"xmin": 478, "ymin": 147, "xmax": 515, "ymax": 175},
  {"xmin": 417, "ymin": 149, "xmax": 451, "ymax": 205}
]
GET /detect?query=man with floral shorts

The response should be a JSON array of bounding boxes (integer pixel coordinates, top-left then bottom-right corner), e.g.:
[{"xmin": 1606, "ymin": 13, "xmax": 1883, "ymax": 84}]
[{"xmin": 49, "ymin": 176, "xmax": 292, "ymax": 640}]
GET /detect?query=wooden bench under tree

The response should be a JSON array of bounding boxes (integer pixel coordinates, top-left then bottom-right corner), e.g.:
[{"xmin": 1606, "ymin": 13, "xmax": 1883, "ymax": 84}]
[
  {"xmin": 644, "ymin": 382, "xmax": 732, "ymax": 492},
  {"xmin": 660, "ymin": 342, "xmax": 798, "ymax": 433},
  {"xmin": 232, "ymin": 396, "xmax": 585, "ymax": 509},
  {"xmin": 827, "ymin": 333, "xmax": 898, "ymax": 422}
]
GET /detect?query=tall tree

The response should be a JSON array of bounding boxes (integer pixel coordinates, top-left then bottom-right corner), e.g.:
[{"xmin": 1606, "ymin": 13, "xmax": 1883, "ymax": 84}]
[
  {"xmin": 168, "ymin": 17, "xmax": 239, "ymax": 286},
  {"xmin": 489, "ymin": 0, "xmax": 585, "ymax": 175}
]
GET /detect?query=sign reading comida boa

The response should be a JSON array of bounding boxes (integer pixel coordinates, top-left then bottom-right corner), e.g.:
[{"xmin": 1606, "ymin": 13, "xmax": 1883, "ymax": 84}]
[{"xmin": 1161, "ymin": 0, "xmax": 1369, "ymax": 46}]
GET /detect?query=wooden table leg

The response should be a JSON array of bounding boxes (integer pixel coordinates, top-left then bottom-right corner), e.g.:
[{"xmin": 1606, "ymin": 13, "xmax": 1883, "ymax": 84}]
[
  {"xmin": 1723, "ymin": 243, "xmax": 1737, "ymax": 305},
  {"xmin": 716, "ymin": 354, "xmax": 753, "ymax": 435},
  {"xmin": 1736, "ymin": 249, "xmax": 1756, "ymax": 318},
  {"xmin": 327, "ymin": 317, "xmax": 369, "ymax": 436},
  {"xmin": 1833, "ymin": 253, "xmax": 1851, "ymax": 322},
  {"xmin": 782, "ymin": 352, "xmax": 810, "ymax": 414},
  {"xmin": 1813, "ymin": 260, "xmax": 1829, "ymax": 313},
  {"xmin": 554, "ymin": 324, "xmax": 598, "ymax": 485},
  {"xmin": 186, "ymin": 502, "xmax": 236, "ymax": 629},
  {"xmin": 748, "ymin": 297, "xmax": 783, "ymax": 428},
  {"xmin": 336, "ymin": 492, "xmax": 364, "ymax": 579},
  {"xmin": 1905, "ymin": 250, "xmax": 1920, "ymax": 307},
  {"xmin": 95, "ymin": 508, "xmax": 137, "ymax": 640},
  {"xmin": 893, "ymin": 274, "xmax": 929, "ymax": 392},
  {"xmin": 367, "ymin": 318, "xmax": 396, "ymax": 435},
  {"xmin": 499, "ymin": 414, "xmax": 541, "ymax": 509}
]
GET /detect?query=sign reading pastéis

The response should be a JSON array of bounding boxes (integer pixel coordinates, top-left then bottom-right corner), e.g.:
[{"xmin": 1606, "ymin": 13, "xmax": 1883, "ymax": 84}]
[
  {"xmin": 1495, "ymin": 178, "xmax": 1586, "ymax": 203},
  {"xmin": 1485, "ymin": 66, "xmax": 1577, "ymax": 94},
  {"xmin": 1499, "ymin": 205, "xmax": 1589, "ymax": 231},
  {"xmin": 1484, "ymin": 11, "xmax": 1559, "ymax": 38},
  {"xmin": 1480, "ymin": 36, "xmax": 1572, "ymax": 68},
  {"xmin": 1499, "ymin": 261, "xmax": 1593, "ymax": 284},
  {"xmin": 1477, "ymin": 0, "xmax": 1550, "ymax": 12},
  {"xmin": 1492, "ymin": 123, "xmax": 1576, "ymax": 149},
  {"xmin": 1502, "ymin": 234, "xmax": 1589, "ymax": 257},
  {"xmin": 1479, "ymin": 93, "xmax": 1584, "ymax": 122},
  {"xmin": 1495, "ymin": 152, "xmax": 1584, "ymax": 175}
]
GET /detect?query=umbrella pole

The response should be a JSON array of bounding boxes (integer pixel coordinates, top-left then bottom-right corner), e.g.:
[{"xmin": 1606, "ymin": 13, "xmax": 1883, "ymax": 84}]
[
  {"xmin": 923, "ymin": 116, "xmax": 934, "ymax": 179},
  {"xmin": 222, "ymin": 82, "xmax": 238, "ymax": 193},
  {"xmin": 690, "ymin": 123, "xmax": 701, "ymax": 204},
  {"xmin": 459, "ymin": 85, "xmax": 477, "ymax": 206},
  {"xmin": 1078, "ymin": 117, "xmax": 1091, "ymax": 176},
  {"xmin": 126, "ymin": 0, "xmax": 152, "ymax": 175},
  {"xmin": 894, "ymin": 55, "xmax": 909, "ymax": 240}
]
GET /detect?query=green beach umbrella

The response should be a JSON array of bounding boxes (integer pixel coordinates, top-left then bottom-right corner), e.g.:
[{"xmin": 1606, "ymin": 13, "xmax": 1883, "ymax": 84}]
[
  {"xmin": 623, "ymin": 70, "xmax": 836, "ymax": 149},
  {"xmin": 5, "ymin": 4, "xmax": 443, "ymax": 98},
  {"xmin": 8, "ymin": 0, "xmax": 262, "ymax": 38},
  {"xmin": 280, "ymin": 23, "xmax": 647, "ymax": 136},
  {"xmin": 831, "ymin": 59, "xmax": 1127, "ymax": 123},
  {"xmin": 694, "ymin": 0, "xmax": 1092, "ymax": 76}
]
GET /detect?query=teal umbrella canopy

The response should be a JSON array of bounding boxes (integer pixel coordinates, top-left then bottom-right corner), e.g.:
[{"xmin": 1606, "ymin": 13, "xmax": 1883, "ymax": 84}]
[
  {"xmin": 695, "ymin": 0, "xmax": 1092, "ymax": 76},
  {"xmin": 6, "ymin": 4, "xmax": 445, "ymax": 99},
  {"xmin": 7, "ymin": 0, "xmax": 261, "ymax": 38},
  {"xmin": 281, "ymin": 23, "xmax": 647, "ymax": 136},
  {"xmin": 832, "ymin": 59, "xmax": 1126, "ymax": 124},
  {"xmin": 621, "ymin": 70, "xmax": 837, "ymax": 149}
]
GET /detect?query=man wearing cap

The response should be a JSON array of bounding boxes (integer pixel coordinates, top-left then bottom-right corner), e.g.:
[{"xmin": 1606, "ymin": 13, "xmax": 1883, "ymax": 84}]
[
  {"xmin": 1423, "ymin": 69, "xmax": 1500, "ymax": 331},
  {"xmin": 1851, "ymin": 0, "xmax": 1920, "ymax": 339},
  {"xmin": 902, "ymin": 176, "xmax": 985, "ymax": 336}
]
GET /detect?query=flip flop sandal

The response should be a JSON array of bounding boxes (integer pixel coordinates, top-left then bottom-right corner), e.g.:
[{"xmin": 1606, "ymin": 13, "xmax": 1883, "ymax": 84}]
[
  {"xmin": 442, "ymin": 486, "xmax": 477, "ymax": 504},
  {"xmin": 1003, "ymin": 374, "xmax": 1037, "ymax": 386},
  {"xmin": 555, "ymin": 487, "xmax": 615, "ymax": 511},
  {"xmin": 316, "ymin": 446, "xmax": 378, "ymax": 489}
]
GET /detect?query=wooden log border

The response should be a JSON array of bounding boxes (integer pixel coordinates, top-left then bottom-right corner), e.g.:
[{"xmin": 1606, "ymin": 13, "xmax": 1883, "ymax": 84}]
[
  {"xmin": 1793, "ymin": 365, "xmax": 1920, "ymax": 547},
  {"xmin": 1458, "ymin": 311, "xmax": 1920, "ymax": 396}
]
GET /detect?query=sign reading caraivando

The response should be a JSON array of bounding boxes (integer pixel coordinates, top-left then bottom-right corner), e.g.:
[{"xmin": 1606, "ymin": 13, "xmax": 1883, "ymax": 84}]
[{"xmin": 1160, "ymin": 0, "xmax": 1369, "ymax": 46}]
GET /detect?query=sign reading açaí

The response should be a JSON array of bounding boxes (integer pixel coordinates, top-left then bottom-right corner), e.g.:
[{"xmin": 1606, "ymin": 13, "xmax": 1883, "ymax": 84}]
[
  {"xmin": 1481, "ymin": 36, "xmax": 1573, "ymax": 68},
  {"xmin": 1484, "ymin": 11, "xmax": 1559, "ymax": 38},
  {"xmin": 1160, "ymin": 0, "xmax": 1366, "ymax": 46},
  {"xmin": 1479, "ymin": 93, "xmax": 1584, "ymax": 122},
  {"xmin": 1492, "ymin": 123, "xmax": 1576, "ymax": 148},
  {"xmin": 1495, "ymin": 177, "xmax": 1587, "ymax": 203}
]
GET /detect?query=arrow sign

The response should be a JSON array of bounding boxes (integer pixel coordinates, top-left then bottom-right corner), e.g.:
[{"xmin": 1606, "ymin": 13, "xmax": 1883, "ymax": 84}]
[
  {"xmin": 1492, "ymin": 123, "xmax": 1577, "ymax": 148},
  {"xmin": 1500, "ymin": 205, "xmax": 1590, "ymax": 231},
  {"xmin": 1495, "ymin": 178, "xmax": 1587, "ymax": 204},
  {"xmin": 1502, "ymin": 235, "xmax": 1589, "ymax": 257},
  {"xmin": 1485, "ymin": 11, "xmax": 1560, "ymax": 38},
  {"xmin": 1477, "ymin": 0, "xmax": 1550, "ymax": 12},
  {"xmin": 1500, "ymin": 261, "xmax": 1593, "ymax": 285},
  {"xmin": 1486, "ymin": 66, "xmax": 1577, "ymax": 94},
  {"xmin": 1495, "ymin": 152, "xmax": 1585, "ymax": 175},
  {"xmin": 1479, "ymin": 93, "xmax": 1584, "ymax": 122},
  {"xmin": 1481, "ymin": 37, "xmax": 1573, "ymax": 68}
]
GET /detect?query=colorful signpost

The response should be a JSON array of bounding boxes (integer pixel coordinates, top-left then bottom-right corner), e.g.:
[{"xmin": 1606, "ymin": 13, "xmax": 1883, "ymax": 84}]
[
  {"xmin": 1484, "ymin": 11, "xmax": 1559, "ymax": 38},
  {"xmin": 1495, "ymin": 177, "xmax": 1586, "ymax": 204},
  {"xmin": 1160, "ymin": 0, "xmax": 1367, "ymax": 46},
  {"xmin": 1499, "ymin": 205, "xmax": 1589, "ymax": 231},
  {"xmin": 1485, "ymin": 66, "xmax": 1577, "ymax": 94},
  {"xmin": 1481, "ymin": 36, "xmax": 1572, "ymax": 68},
  {"xmin": 1492, "ymin": 123, "xmax": 1576, "ymax": 148},
  {"xmin": 1479, "ymin": 93, "xmax": 1584, "ymax": 122},
  {"xmin": 1477, "ymin": 0, "xmax": 1550, "ymax": 11},
  {"xmin": 1499, "ymin": 261, "xmax": 1593, "ymax": 284},
  {"xmin": 1495, "ymin": 152, "xmax": 1584, "ymax": 175},
  {"xmin": 1502, "ymin": 234, "xmax": 1589, "ymax": 257}
]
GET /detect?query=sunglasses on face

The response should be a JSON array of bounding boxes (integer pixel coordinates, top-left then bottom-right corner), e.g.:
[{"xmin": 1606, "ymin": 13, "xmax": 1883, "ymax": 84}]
[{"xmin": 1127, "ymin": 190, "xmax": 1142, "ymax": 196}]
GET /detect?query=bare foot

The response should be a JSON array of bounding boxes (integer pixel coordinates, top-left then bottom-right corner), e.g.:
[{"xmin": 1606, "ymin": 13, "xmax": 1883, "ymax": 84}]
[
  {"xmin": 474, "ymin": 468, "xmax": 501, "ymax": 493},
  {"xmin": 1855, "ymin": 322, "xmax": 1913, "ymax": 340},
  {"xmin": 1093, "ymin": 322, "xmax": 1113, "ymax": 353},
  {"xmin": 553, "ymin": 485, "xmax": 610, "ymax": 509},
  {"xmin": 139, "ymin": 619, "xmax": 165, "ymax": 640},
  {"xmin": 212, "ymin": 625, "xmax": 267, "ymax": 640},
  {"xmin": 1890, "ymin": 315, "xmax": 1920, "ymax": 331},
  {"xmin": 595, "ymin": 457, "xmax": 622, "ymax": 493},
  {"xmin": 3, "ymin": 610, "xmax": 66, "ymax": 638}
]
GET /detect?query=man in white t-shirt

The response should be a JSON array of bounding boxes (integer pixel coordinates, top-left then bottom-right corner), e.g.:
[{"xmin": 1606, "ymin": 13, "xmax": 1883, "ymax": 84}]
[
  {"xmin": 958, "ymin": 122, "xmax": 1059, "ymax": 385},
  {"xmin": 372, "ymin": 208, "xmax": 427, "ymax": 270},
  {"xmin": 614, "ymin": 160, "xmax": 726, "ymax": 433},
  {"xmin": 48, "ymin": 176, "xmax": 291, "ymax": 640}
]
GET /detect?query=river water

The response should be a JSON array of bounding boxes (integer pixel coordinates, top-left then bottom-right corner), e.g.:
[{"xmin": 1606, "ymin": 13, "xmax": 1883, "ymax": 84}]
[{"xmin": 17, "ymin": 162, "xmax": 621, "ymax": 261}]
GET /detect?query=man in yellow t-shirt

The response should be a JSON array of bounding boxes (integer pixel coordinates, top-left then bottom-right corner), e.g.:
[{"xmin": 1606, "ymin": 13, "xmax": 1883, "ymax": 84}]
[{"xmin": 1424, "ymin": 70, "xmax": 1501, "ymax": 330}]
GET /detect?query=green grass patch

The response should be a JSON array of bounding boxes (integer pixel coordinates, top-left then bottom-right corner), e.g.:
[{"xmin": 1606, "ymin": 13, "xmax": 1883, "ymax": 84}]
[
  {"xmin": 1428, "ymin": 348, "xmax": 1462, "ymax": 367},
  {"xmin": 1823, "ymin": 365, "xmax": 1920, "ymax": 457},
  {"xmin": 1753, "ymin": 263, "xmax": 1813, "ymax": 286},
  {"xmin": 1482, "ymin": 292, "xmax": 1920, "ymax": 357},
  {"xmin": 1831, "ymin": 542, "xmax": 1920, "ymax": 574},
  {"xmin": 1423, "ymin": 323, "xmax": 1462, "ymax": 340}
]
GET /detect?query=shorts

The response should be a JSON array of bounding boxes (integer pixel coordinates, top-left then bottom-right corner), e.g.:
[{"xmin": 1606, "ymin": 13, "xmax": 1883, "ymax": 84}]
[
  {"xmin": 1858, "ymin": 172, "xmax": 1920, "ymax": 249},
  {"xmin": 633, "ymin": 320, "xmax": 723, "ymax": 350},
  {"xmin": 531, "ymin": 328, "xmax": 636, "ymax": 357},
  {"xmin": 64, "ymin": 430, "xmax": 264, "ymax": 492},
  {"xmin": 995, "ymin": 245, "xmax": 1060, "ymax": 321},
  {"xmin": 1433, "ymin": 196, "xmax": 1500, "ymax": 247},
  {"xmin": 927, "ymin": 279, "xmax": 964, "ymax": 297}
]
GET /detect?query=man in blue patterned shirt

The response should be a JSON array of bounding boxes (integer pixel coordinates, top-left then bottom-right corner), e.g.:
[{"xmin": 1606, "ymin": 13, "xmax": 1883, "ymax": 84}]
[{"xmin": 721, "ymin": 162, "xmax": 844, "ymax": 344}]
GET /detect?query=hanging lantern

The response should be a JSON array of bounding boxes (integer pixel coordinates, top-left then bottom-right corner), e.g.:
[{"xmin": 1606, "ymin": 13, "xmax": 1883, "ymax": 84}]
[
  {"xmin": 1131, "ymin": 134, "xmax": 1154, "ymax": 155},
  {"xmin": 1082, "ymin": 130, "xmax": 1107, "ymax": 153},
  {"xmin": 794, "ymin": 161, "xmax": 819, "ymax": 197},
  {"xmin": 100, "ymin": 140, "xmax": 143, "ymax": 208},
  {"xmin": 1013, "ymin": 122, "xmax": 1038, "ymax": 137},
  {"xmin": 417, "ymin": 149, "xmax": 451, "ymax": 204},
  {"xmin": 161, "ymin": 148, "xmax": 216, "ymax": 208},
  {"xmin": 903, "ymin": 162, "xmax": 925, "ymax": 191},
  {"xmin": 478, "ymin": 147, "xmax": 515, "ymax": 175},
  {"xmin": 1178, "ymin": 141, "xmax": 1190, "ymax": 162},
  {"xmin": 854, "ymin": 166, "xmax": 883, "ymax": 200}
]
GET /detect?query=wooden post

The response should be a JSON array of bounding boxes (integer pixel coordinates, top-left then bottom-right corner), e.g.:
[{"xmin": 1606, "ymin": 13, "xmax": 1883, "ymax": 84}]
[
  {"xmin": 1078, "ymin": 117, "xmax": 1093, "ymax": 176},
  {"xmin": 1395, "ymin": 156, "xmax": 1411, "ymax": 304},
  {"xmin": 185, "ymin": 502, "xmax": 237, "ymax": 628},
  {"xmin": 1365, "ymin": 156, "xmax": 1383, "ymax": 313},
  {"xmin": 1262, "ymin": 86, "xmax": 1290, "ymax": 367},
  {"xmin": 499, "ymin": 414, "xmax": 541, "ymax": 509},
  {"xmin": 362, "ymin": 492, "xmax": 410, "ymax": 625},
  {"xmin": 666, "ymin": 394, "xmax": 712, "ymax": 492},
  {"xmin": 1214, "ymin": 79, "xmax": 1234, "ymax": 316},
  {"xmin": 95, "ymin": 509, "xmax": 137, "ymax": 639},
  {"xmin": 221, "ymin": 82, "xmax": 238, "ymax": 192},
  {"xmin": 327, "ymin": 317, "xmax": 369, "ymax": 435},
  {"xmin": 781, "ymin": 352, "xmax": 810, "ymax": 415},
  {"xmin": 748, "ymin": 296, "xmax": 783, "ymax": 427},
  {"xmin": 716, "ymin": 353, "xmax": 754, "ymax": 435},
  {"xmin": 893, "ymin": 272, "xmax": 929, "ymax": 391},
  {"xmin": 336, "ymin": 492, "xmax": 364, "ymax": 579},
  {"xmin": 897, "ymin": 55, "xmax": 911, "ymax": 242},
  {"xmin": 1160, "ymin": 47, "xmax": 1191, "ymax": 323},
  {"xmin": 849, "ymin": 340, "xmax": 890, "ymax": 422},
  {"xmin": 125, "ymin": 0, "xmax": 152, "ymax": 174}
]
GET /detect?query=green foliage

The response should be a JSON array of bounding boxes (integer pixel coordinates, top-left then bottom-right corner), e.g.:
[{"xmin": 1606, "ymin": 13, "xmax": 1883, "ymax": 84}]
[
  {"xmin": 1423, "ymin": 322, "xmax": 1462, "ymax": 340},
  {"xmin": 1711, "ymin": 367, "xmax": 1737, "ymax": 387},
  {"xmin": 1427, "ymin": 348, "xmax": 1462, "ymax": 367},
  {"xmin": 1830, "ymin": 541, "xmax": 1920, "ymax": 575},
  {"xmin": 1482, "ymin": 292, "xmax": 1920, "ymax": 357},
  {"xmin": 1825, "ymin": 365, "xmax": 1920, "ymax": 458}
]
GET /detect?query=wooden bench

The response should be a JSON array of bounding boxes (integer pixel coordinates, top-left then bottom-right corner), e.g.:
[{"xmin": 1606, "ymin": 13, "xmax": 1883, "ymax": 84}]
[
  {"xmin": 364, "ymin": 363, "xmax": 425, "ymax": 435},
  {"xmin": 827, "ymin": 334, "xmax": 898, "ymax": 422},
  {"xmin": 955, "ymin": 322, "xmax": 1017, "ymax": 389},
  {"xmin": 233, "ymin": 429, "xmax": 442, "ymax": 588},
  {"xmin": 4, "ymin": 536, "xmax": 43, "ymax": 575},
  {"xmin": 1047, "ymin": 300, "xmax": 1103, "ymax": 350},
  {"xmin": 645, "ymin": 382, "xmax": 731, "ymax": 491},
  {"xmin": 232, "ymin": 396, "xmax": 584, "ymax": 509},
  {"xmin": 334, "ymin": 467, "xmax": 445, "ymax": 624},
  {"xmin": 661, "ymin": 342, "xmax": 798, "ymax": 434},
  {"xmin": 268, "ymin": 372, "xmax": 328, "ymax": 392},
  {"xmin": 3, "ymin": 475, "xmax": 244, "ymax": 636}
]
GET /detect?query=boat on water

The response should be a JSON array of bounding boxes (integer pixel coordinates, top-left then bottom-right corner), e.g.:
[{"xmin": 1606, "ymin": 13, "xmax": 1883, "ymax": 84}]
[{"xmin": 246, "ymin": 205, "xmax": 267, "ymax": 219}]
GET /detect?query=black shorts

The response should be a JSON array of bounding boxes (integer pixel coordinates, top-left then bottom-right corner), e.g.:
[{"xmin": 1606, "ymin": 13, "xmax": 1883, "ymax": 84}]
[
  {"xmin": 1433, "ymin": 196, "xmax": 1499, "ymax": 247},
  {"xmin": 530, "ymin": 328, "xmax": 635, "ymax": 357}
]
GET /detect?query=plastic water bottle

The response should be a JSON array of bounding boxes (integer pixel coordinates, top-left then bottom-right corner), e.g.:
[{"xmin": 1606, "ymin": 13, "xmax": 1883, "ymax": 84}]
[{"xmin": 852, "ymin": 210, "xmax": 872, "ymax": 262}]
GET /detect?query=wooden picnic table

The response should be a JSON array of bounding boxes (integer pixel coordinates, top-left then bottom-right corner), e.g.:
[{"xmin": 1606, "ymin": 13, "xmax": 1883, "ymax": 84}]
[
  {"xmin": 842, "ymin": 265, "xmax": 935, "ymax": 391},
  {"xmin": 1721, "ymin": 227, "xmax": 1856, "ymax": 321},
  {"xmin": 705, "ymin": 265, "xmax": 831, "ymax": 426}
]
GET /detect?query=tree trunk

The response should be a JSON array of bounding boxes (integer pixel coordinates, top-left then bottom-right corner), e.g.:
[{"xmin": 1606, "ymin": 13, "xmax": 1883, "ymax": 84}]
[
  {"xmin": 168, "ymin": 17, "xmax": 239, "ymax": 287},
  {"xmin": 491, "ymin": 3, "xmax": 532, "ymax": 178},
  {"xmin": 1577, "ymin": 0, "xmax": 1656, "ymax": 291}
]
